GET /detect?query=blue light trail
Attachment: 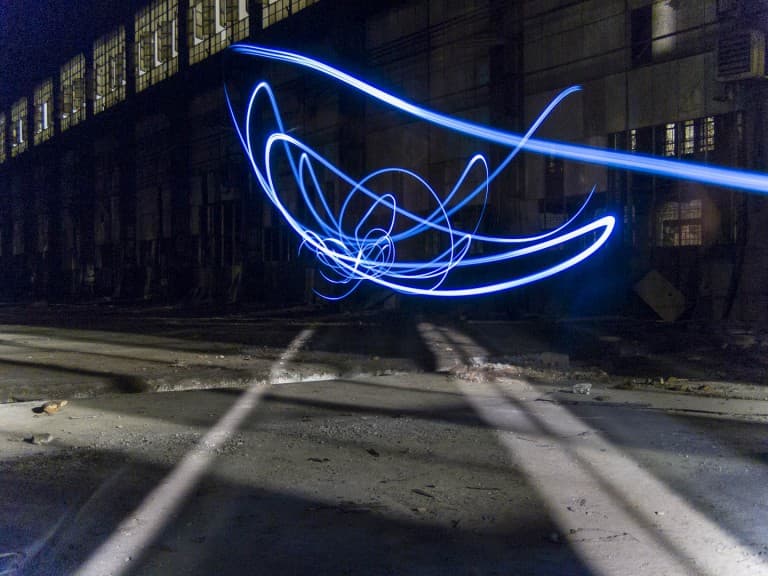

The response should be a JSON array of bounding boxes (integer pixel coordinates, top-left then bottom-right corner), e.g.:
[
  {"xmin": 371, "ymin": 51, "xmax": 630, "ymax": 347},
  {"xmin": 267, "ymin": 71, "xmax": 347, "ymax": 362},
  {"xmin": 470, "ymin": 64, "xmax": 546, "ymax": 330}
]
[{"xmin": 225, "ymin": 44, "xmax": 766, "ymax": 298}]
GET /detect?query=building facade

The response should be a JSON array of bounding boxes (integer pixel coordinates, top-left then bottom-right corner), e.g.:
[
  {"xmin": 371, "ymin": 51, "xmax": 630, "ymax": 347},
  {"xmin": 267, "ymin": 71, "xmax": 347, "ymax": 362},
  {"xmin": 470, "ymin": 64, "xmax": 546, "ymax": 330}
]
[{"xmin": 0, "ymin": 0, "xmax": 766, "ymax": 321}]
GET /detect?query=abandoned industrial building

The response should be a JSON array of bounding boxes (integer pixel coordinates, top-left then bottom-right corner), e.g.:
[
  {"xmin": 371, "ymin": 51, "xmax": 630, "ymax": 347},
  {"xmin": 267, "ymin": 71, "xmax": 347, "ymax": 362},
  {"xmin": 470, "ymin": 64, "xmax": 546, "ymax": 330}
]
[{"xmin": 1, "ymin": 0, "xmax": 767, "ymax": 322}]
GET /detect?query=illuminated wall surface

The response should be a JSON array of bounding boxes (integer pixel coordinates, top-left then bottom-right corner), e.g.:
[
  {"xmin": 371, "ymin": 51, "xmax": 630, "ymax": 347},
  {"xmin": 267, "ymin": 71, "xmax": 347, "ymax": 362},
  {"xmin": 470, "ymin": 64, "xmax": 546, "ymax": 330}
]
[
  {"xmin": 94, "ymin": 28, "xmax": 126, "ymax": 114},
  {"xmin": 60, "ymin": 54, "xmax": 87, "ymax": 130},
  {"xmin": 227, "ymin": 44, "xmax": 768, "ymax": 299},
  {"xmin": 10, "ymin": 99, "xmax": 27, "ymax": 157},
  {"xmin": 135, "ymin": 0, "xmax": 179, "ymax": 93}
]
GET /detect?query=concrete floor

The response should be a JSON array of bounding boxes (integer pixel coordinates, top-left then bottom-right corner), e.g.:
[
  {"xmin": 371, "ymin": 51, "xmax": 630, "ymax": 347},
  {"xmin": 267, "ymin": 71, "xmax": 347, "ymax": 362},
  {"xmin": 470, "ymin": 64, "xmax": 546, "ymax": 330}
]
[{"xmin": 1, "ymin": 306, "xmax": 768, "ymax": 575}]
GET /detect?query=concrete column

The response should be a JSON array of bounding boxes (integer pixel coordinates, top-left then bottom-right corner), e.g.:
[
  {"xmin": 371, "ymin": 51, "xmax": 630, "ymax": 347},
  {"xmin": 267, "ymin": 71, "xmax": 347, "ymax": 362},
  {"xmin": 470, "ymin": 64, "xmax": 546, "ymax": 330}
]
[{"xmin": 116, "ymin": 18, "xmax": 139, "ymax": 299}]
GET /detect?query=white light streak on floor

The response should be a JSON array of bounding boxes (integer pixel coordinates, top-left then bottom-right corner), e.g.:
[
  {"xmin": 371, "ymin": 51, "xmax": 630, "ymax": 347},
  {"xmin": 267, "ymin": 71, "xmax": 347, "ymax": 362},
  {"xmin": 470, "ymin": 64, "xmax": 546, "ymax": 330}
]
[
  {"xmin": 76, "ymin": 328, "xmax": 315, "ymax": 576},
  {"xmin": 417, "ymin": 322, "xmax": 768, "ymax": 576}
]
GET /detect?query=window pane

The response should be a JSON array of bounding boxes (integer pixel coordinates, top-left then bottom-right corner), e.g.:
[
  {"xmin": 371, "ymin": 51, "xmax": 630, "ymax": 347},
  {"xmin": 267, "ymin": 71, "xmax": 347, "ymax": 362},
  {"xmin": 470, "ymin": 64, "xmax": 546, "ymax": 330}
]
[
  {"xmin": 94, "ymin": 27, "xmax": 126, "ymax": 113},
  {"xmin": 135, "ymin": 0, "xmax": 178, "ymax": 93}
]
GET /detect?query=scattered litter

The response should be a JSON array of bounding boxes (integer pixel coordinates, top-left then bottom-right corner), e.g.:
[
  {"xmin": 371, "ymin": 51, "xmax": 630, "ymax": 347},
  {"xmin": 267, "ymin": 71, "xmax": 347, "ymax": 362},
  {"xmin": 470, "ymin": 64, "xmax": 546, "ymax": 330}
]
[
  {"xmin": 307, "ymin": 457, "xmax": 330, "ymax": 463},
  {"xmin": 366, "ymin": 448, "xmax": 380, "ymax": 457},
  {"xmin": 465, "ymin": 486, "xmax": 500, "ymax": 491},
  {"xmin": 34, "ymin": 400, "xmax": 68, "ymax": 415},
  {"xmin": 572, "ymin": 383, "xmax": 592, "ymax": 395},
  {"xmin": 26, "ymin": 433, "xmax": 54, "ymax": 445},
  {"xmin": 412, "ymin": 488, "xmax": 434, "ymax": 498}
]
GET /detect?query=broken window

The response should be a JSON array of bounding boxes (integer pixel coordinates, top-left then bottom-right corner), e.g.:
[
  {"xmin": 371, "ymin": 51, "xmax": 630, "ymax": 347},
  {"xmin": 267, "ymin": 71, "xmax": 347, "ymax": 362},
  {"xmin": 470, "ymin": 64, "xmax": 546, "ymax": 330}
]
[
  {"xmin": 94, "ymin": 28, "xmax": 126, "ymax": 114},
  {"xmin": 33, "ymin": 80, "xmax": 54, "ymax": 145},
  {"xmin": 135, "ymin": 0, "xmax": 179, "ymax": 92},
  {"xmin": 657, "ymin": 117, "xmax": 718, "ymax": 159},
  {"xmin": 60, "ymin": 54, "xmax": 87, "ymax": 130},
  {"xmin": 262, "ymin": 0, "xmax": 318, "ymax": 29},
  {"xmin": 681, "ymin": 119, "xmax": 695, "ymax": 156},
  {"xmin": 664, "ymin": 123, "xmax": 676, "ymax": 156},
  {"xmin": 655, "ymin": 199, "xmax": 702, "ymax": 247},
  {"xmin": 699, "ymin": 116, "xmax": 716, "ymax": 153},
  {"xmin": 189, "ymin": 0, "xmax": 249, "ymax": 65},
  {"xmin": 10, "ymin": 99, "xmax": 28, "ymax": 157}
]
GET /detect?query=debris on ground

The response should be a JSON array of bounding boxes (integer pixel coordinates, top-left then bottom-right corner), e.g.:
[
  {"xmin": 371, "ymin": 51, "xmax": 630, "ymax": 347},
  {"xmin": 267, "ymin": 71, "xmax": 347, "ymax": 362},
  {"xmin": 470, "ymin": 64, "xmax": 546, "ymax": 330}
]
[
  {"xmin": 572, "ymin": 383, "xmax": 592, "ymax": 395},
  {"xmin": 26, "ymin": 433, "xmax": 54, "ymax": 445},
  {"xmin": 412, "ymin": 488, "xmax": 434, "ymax": 498},
  {"xmin": 38, "ymin": 400, "xmax": 68, "ymax": 415}
]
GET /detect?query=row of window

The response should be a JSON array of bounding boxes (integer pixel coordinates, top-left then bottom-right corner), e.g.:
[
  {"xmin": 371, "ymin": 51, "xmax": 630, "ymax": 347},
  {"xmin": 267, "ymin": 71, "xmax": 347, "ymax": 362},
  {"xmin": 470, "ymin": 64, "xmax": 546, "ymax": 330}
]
[
  {"xmin": 0, "ymin": 0, "xmax": 318, "ymax": 164},
  {"xmin": 621, "ymin": 116, "xmax": 718, "ymax": 158},
  {"xmin": 650, "ymin": 117, "xmax": 715, "ymax": 158}
]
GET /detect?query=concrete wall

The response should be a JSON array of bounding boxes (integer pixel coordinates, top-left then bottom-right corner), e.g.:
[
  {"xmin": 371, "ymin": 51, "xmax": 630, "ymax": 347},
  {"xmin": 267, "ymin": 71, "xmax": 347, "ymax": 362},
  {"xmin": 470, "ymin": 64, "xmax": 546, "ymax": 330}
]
[
  {"xmin": 520, "ymin": 0, "xmax": 768, "ymax": 323},
  {"xmin": 1, "ymin": 0, "xmax": 766, "ymax": 321}
]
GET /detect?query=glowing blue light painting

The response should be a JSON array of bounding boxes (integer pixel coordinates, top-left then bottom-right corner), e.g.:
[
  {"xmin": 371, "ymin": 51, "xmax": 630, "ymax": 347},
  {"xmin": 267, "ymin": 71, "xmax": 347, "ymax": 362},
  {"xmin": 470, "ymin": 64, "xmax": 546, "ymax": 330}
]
[{"xmin": 225, "ymin": 44, "xmax": 768, "ymax": 299}]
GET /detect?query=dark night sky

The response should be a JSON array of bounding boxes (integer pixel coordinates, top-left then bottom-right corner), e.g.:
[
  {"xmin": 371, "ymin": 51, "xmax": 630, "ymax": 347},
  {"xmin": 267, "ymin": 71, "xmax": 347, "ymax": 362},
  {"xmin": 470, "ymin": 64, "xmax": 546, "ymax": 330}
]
[{"xmin": 0, "ymin": 0, "xmax": 129, "ymax": 110}]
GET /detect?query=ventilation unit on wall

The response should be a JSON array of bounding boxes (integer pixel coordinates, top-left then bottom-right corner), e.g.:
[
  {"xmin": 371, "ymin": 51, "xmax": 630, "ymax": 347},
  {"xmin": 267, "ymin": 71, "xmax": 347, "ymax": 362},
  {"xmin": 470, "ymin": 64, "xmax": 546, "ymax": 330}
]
[{"xmin": 717, "ymin": 30, "xmax": 766, "ymax": 81}]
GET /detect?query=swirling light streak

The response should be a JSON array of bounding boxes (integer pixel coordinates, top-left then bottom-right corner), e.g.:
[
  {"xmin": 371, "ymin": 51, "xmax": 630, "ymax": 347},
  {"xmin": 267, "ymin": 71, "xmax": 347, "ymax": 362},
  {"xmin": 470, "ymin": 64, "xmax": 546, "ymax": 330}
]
[
  {"xmin": 224, "ymin": 44, "xmax": 762, "ymax": 298},
  {"xmin": 224, "ymin": 46, "xmax": 615, "ymax": 297},
  {"xmin": 230, "ymin": 44, "xmax": 768, "ymax": 195},
  {"xmin": 226, "ymin": 82, "xmax": 613, "ymax": 297}
]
